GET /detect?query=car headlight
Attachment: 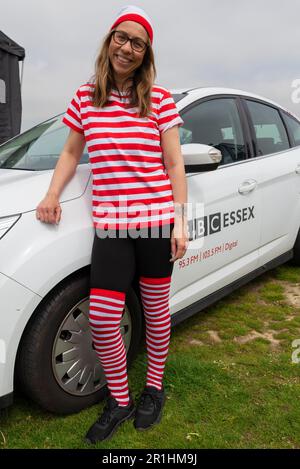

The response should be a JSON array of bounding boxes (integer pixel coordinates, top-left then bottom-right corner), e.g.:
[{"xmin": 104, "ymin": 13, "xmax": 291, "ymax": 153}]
[{"xmin": 0, "ymin": 214, "xmax": 21, "ymax": 240}]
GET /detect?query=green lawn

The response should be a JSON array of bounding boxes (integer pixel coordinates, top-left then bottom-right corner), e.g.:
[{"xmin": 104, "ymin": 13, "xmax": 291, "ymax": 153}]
[{"xmin": 1, "ymin": 264, "xmax": 300, "ymax": 449}]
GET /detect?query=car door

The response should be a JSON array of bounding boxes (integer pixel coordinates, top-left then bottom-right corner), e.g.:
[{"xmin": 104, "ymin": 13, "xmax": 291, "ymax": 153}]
[
  {"xmin": 170, "ymin": 95, "xmax": 262, "ymax": 313},
  {"xmin": 241, "ymin": 98, "xmax": 300, "ymax": 266}
]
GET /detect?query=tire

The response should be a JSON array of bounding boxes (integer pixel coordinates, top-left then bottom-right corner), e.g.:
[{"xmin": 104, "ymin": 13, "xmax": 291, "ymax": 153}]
[
  {"xmin": 15, "ymin": 272, "xmax": 143, "ymax": 415},
  {"xmin": 290, "ymin": 227, "xmax": 300, "ymax": 266}
]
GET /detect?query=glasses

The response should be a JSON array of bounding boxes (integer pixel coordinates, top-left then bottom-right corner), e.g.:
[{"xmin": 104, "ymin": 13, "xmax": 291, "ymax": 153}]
[{"xmin": 111, "ymin": 30, "xmax": 148, "ymax": 53}]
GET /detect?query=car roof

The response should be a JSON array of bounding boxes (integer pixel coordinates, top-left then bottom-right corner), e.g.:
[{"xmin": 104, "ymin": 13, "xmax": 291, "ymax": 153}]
[{"xmin": 170, "ymin": 86, "xmax": 300, "ymax": 121}]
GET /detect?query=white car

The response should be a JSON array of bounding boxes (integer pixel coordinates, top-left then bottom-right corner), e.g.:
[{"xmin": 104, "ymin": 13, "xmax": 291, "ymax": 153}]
[{"xmin": 1, "ymin": 86, "xmax": 300, "ymax": 414}]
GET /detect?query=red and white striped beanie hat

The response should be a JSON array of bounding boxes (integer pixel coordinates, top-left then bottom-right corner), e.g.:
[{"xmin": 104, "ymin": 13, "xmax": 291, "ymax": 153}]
[{"xmin": 110, "ymin": 5, "xmax": 154, "ymax": 45}]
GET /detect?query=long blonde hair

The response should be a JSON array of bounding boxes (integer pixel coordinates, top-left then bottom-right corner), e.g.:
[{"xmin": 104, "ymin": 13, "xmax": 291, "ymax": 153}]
[{"xmin": 89, "ymin": 29, "xmax": 157, "ymax": 118}]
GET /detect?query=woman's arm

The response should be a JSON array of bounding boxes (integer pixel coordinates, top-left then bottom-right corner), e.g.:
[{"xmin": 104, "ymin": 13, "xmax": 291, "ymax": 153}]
[
  {"xmin": 36, "ymin": 129, "xmax": 86, "ymax": 224},
  {"xmin": 161, "ymin": 125, "xmax": 189, "ymax": 260},
  {"xmin": 46, "ymin": 129, "xmax": 86, "ymax": 197},
  {"xmin": 161, "ymin": 125, "xmax": 187, "ymax": 225}
]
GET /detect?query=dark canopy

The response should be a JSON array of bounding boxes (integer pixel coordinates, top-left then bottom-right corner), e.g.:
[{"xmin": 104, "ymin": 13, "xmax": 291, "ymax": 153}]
[{"xmin": 0, "ymin": 31, "xmax": 25, "ymax": 144}]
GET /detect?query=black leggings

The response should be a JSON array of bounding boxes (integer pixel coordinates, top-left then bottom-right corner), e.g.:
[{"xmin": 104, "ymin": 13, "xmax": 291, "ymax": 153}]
[{"xmin": 90, "ymin": 223, "xmax": 175, "ymax": 293}]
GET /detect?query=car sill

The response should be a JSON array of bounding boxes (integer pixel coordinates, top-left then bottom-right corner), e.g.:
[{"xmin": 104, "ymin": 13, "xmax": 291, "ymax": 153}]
[{"xmin": 171, "ymin": 249, "xmax": 293, "ymax": 327}]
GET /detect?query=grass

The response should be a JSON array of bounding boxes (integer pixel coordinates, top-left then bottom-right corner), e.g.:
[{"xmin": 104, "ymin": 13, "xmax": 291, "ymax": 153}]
[{"xmin": 1, "ymin": 264, "xmax": 300, "ymax": 449}]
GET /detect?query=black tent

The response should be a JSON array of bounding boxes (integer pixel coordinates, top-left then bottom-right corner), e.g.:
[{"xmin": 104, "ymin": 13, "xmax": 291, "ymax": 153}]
[{"xmin": 0, "ymin": 31, "xmax": 25, "ymax": 145}]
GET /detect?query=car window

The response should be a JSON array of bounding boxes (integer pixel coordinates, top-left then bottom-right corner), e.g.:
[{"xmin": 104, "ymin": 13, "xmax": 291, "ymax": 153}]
[
  {"xmin": 0, "ymin": 114, "xmax": 89, "ymax": 170},
  {"xmin": 245, "ymin": 100, "xmax": 290, "ymax": 156},
  {"xmin": 282, "ymin": 112, "xmax": 300, "ymax": 147},
  {"xmin": 172, "ymin": 93, "xmax": 186, "ymax": 103},
  {"xmin": 179, "ymin": 97, "xmax": 247, "ymax": 166}
]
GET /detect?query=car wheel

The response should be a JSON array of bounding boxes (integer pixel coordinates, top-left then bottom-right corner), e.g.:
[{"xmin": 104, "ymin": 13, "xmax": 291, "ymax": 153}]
[
  {"xmin": 290, "ymin": 227, "xmax": 300, "ymax": 266},
  {"xmin": 15, "ymin": 272, "xmax": 143, "ymax": 414}
]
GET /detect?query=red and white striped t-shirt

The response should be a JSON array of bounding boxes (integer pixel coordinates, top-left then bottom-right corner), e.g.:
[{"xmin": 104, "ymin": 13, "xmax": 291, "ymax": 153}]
[{"xmin": 62, "ymin": 83, "xmax": 184, "ymax": 230}]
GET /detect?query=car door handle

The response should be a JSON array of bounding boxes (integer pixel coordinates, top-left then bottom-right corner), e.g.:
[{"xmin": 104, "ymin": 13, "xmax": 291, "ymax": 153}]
[
  {"xmin": 295, "ymin": 164, "xmax": 300, "ymax": 174},
  {"xmin": 238, "ymin": 179, "xmax": 257, "ymax": 194}
]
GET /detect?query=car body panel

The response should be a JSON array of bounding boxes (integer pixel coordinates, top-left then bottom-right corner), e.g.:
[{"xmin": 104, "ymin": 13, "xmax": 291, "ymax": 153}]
[
  {"xmin": 0, "ymin": 272, "xmax": 41, "ymax": 397},
  {"xmin": 254, "ymin": 148, "xmax": 300, "ymax": 265},
  {"xmin": 0, "ymin": 165, "xmax": 91, "ymax": 218},
  {"xmin": 170, "ymin": 158, "xmax": 261, "ymax": 312},
  {"xmin": 0, "ymin": 198, "xmax": 93, "ymax": 296}
]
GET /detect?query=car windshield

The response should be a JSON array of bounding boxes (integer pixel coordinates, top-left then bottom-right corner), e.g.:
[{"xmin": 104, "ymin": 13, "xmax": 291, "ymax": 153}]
[{"xmin": 0, "ymin": 114, "xmax": 89, "ymax": 171}]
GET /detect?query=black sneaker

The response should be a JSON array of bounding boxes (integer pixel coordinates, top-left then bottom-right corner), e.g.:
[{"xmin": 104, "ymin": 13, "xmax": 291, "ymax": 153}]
[
  {"xmin": 134, "ymin": 385, "xmax": 166, "ymax": 431},
  {"xmin": 85, "ymin": 394, "xmax": 135, "ymax": 444}
]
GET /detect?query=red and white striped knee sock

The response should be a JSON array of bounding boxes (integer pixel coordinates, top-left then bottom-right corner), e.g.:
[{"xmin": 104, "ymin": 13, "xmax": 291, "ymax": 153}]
[
  {"xmin": 139, "ymin": 276, "xmax": 172, "ymax": 391},
  {"xmin": 89, "ymin": 288, "xmax": 130, "ymax": 406}
]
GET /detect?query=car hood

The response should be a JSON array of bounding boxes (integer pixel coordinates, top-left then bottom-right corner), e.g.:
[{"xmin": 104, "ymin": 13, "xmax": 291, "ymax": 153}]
[{"xmin": 0, "ymin": 166, "xmax": 91, "ymax": 217}]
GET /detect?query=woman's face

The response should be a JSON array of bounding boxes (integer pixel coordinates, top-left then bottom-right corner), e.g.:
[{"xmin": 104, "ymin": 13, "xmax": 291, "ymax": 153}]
[{"xmin": 108, "ymin": 20, "xmax": 148, "ymax": 83}]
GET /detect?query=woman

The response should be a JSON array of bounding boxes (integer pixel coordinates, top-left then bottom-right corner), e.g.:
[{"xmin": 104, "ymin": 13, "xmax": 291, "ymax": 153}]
[{"xmin": 36, "ymin": 5, "xmax": 189, "ymax": 443}]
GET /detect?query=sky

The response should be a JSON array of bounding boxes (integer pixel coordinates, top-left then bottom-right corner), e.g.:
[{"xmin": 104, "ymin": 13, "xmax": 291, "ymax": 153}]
[{"xmin": 2, "ymin": 0, "xmax": 300, "ymax": 131}]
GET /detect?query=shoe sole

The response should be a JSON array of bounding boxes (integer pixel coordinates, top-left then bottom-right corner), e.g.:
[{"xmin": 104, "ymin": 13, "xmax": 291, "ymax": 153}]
[
  {"xmin": 134, "ymin": 393, "xmax": 166, "ymax": 431},
  {"xmin": 85, "ymin": 407, "xmax": 136, "ymax": 444}
]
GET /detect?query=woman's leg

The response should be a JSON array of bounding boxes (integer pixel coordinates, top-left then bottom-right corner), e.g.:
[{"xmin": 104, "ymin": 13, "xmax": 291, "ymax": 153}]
[
  {"xmin": 89, "ymin": 232, "xmax": 135, "ymax": 407},
  {"xmin": 134, "ymin": 223, "xmax": 174, "ymax": 391}
]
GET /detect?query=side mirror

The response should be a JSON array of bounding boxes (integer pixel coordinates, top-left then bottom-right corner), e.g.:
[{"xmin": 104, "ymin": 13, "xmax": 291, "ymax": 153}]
[{"xmin": 181, "ymin": 143, "xmax": 222, "ymax": 173}]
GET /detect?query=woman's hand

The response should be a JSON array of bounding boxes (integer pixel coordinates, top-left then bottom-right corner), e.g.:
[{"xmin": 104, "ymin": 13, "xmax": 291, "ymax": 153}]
[
  {"xmin": 36, "ymin": 193, "xmax": 62, "ymax": 224},
  {"xmin": 170, "ymin": 218, "xmax": 189, "ymax": 262}
]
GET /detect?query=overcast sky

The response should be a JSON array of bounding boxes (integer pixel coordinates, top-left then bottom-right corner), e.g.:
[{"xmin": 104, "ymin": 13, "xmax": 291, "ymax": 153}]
[{"xmin": 2, "ymin": 0, "xmax": 300, "ymax": 131}]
